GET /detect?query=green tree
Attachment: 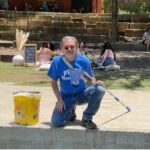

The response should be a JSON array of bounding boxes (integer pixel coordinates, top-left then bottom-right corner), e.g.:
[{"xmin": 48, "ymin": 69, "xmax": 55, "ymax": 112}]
[
  {"xmin": 103, "ymin": 0, "xmax": 150, "ymax": 14},
  {"xmin": 118, "ymin": 0, "xmax": 150, "ymax": 14}
]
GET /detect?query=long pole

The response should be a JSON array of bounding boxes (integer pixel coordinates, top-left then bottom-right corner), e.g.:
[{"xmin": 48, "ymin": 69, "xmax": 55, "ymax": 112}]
[
  {"xmin": 105, "ymin": 90, "xmax": 131, "ymax": 112},
  {"xmin": 82, "ymin": 71, "xmax": 131, "ymax": 112}
]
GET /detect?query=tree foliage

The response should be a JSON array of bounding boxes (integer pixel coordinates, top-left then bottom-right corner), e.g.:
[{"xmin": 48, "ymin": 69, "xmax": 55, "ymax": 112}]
[{"xmin": 103, "ymin": 0, "xmax": 150, "ymax": 14}]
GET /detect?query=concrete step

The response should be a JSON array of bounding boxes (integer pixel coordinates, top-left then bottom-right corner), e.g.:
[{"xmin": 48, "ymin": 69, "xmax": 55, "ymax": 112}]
[
  {"xmin": 83, "ymin": 16, "xmax": 112, "ymax": 23},
  {"xmin": 0, "ymin": 30, "xmax": 109, "ymax": 43},
  {"xmin": 0, "ymin": 40, "xmax": 14, "ymax": 47},
  {"xmin": 0, "ymin": 18, "xmax": 7, "ymax": 23},
  {"xmin": 0, "ymin": 84, "xmax": 150, "ymax": 148},
  {"xmin": 84, "ymin": 42, "xmax": 147, "ymax": 51},
  {"xmin": 0, "ymin": 127, "xmax": 149, "ymax": 149},
  {"xmin": 125, "ymin": 29, "xmax": 145, "ymax": 37},
  {"xmin": 130, "ymin": 23, "xmax": 150, "ymax": 29},
  {"xmin": 35, "ymin": 14, "xmax": 72, "ymax": 22},
  {"xmin": 29, "ymin": 20, "xmax": 54, "ymax": 27},
  {"xmin": 111, "ymin": 42, "xmax": 147, "ymax": 51}
]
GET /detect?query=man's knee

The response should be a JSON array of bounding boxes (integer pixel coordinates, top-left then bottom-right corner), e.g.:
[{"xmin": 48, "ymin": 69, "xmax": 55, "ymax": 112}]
[
  {"xmin": 50, "ymin": 113, "xmax": 67, "ymax": 127},
  {"xmin": 96, "ymin": 86, "xmax": 105, "ymax": 96}
]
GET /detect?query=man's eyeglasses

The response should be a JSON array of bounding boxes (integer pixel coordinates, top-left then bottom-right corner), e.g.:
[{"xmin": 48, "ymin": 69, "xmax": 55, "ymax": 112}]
[{"xmin": 64, "ymin": 45, "xmax": 75, "ymax": 50}]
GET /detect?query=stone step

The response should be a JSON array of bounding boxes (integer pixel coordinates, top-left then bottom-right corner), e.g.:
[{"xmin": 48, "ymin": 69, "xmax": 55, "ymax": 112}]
[
  {"xmin": 40, "ymin": 27, "xmax": 109, "ymax": 35},
  {"xmin": 53, "ymin": 21, "xmax": 85, "ymax": 28},
  {"xmin": 132, "ymin": 16, "xmax": 150, "ymax": 22},
  {"xmin": 125, "ymin": 29, "xmax": 145, "ymax": 37},
  {"xmin": 1, "ymin": 18, "xmax": 149, "ymax": 31},
  {"xmin": 83, "ymin": 16, "xmax": 112, "ymax": 23},
  {"xmin": 29, "ymin": 20, "xmax": 54, "ymax": 27},
  {"xmin": 0, "ymin": 39, "xmax": 147, "ymax": 54},
  {"xmin": 111, "ymin": 42, "xmax": 147, "ymax": 51},
  {"xmin": 0, "ymin": 40, "xmax": 14, "ymax": 47},
  {"xmin": 34, "ymin": 14, "xmax": 55, "ymax": 21},
  {"xmin": 0, "ymin": 18, "xmax": 7, "ymax": 23},
  {"xmin": 130, "ymin": 23, "xmax": 150, "ymax": 29},
  {"xmin": 35, "ymin": 14, "xmax": 72, "ymax": 22},
  {"xmin": 0, "ymin": 31, "xmax": 15, "ymax": 41},
  {"xmin": 0, "ymin": 29, "xmax": 146, "ymax": 45}
]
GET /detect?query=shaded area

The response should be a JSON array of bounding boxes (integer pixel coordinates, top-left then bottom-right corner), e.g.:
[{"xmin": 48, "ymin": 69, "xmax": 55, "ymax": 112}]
[
  {"xmin": 0, "ymin": 51, "xmax": 150, "ymax": 90},
  {"xmin": 94, "ymin": 51, "xmax": 150, "ymax": 90}
]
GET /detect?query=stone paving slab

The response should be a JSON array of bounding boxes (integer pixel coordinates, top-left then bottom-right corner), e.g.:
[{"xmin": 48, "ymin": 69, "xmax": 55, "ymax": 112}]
[{"xmin": 0, "ymin": 82, "xmax": 150, "ymax": 133}]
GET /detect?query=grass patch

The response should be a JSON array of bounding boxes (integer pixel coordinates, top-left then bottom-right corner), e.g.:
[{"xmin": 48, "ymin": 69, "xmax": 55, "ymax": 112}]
[
  {"xmin": 0, "ymin": 62, "xmax": 150, "ymax": 90},
  {"xmin": 0, "ymin": 62, "xmax": 50, "ymax": 86},
  {"xmin": 94, "ymin": 70, "xmax": 150, "ymax": 90}
]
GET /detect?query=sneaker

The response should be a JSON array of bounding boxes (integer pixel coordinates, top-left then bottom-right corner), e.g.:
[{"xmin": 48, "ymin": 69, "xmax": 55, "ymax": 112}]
[
  {"xmin": 81, "ymin": 119, "xmax": 97, "ymax": 129},
  {"xmin": 97, "ymin": 65, "xmax": 105, "ymax": 69},
  {"xmin": 69, "ymin": 113, "xmax": 76, "ymax": 121}
]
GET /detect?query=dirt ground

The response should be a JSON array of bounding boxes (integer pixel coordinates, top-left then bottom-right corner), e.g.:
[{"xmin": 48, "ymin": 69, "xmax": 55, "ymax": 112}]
[
  {"xmin": 116, "ymin": 51, "xmax": 150, "ymax": 70},
  {"xmin": 0, "ymin": 47, "xmax": 150, "ymax": 68}
]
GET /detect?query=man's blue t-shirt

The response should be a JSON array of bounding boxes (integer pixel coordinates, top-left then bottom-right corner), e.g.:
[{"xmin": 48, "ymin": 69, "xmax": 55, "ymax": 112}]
[{"xmin": 47, "ymin": 54, "xmax": 94, "ymax": 95}]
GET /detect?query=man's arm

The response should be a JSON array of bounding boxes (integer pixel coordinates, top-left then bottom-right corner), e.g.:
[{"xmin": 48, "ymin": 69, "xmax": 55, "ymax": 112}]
[
  {"xmin": 82, "ymin": 72, "xmax": 104, "ymax": 86},
  {"xmin": 99, "ymin": 50, "xmax": 109, "ymax": 66},
  {"xmin": 51, "ymin": 79, "xmax": 65, "ymax": 113}
]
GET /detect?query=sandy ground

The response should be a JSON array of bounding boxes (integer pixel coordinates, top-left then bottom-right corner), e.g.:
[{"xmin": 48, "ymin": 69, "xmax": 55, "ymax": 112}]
[{"xmin": 0, "ymin": 82, "xmax": 150, "ymax": 133}]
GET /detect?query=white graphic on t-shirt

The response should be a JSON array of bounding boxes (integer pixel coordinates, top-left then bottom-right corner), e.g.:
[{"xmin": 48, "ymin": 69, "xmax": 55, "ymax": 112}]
[
  {"xmin": 61, "ymin": 68, "xmax": 82, "ymax": 81},
  {"xmin": 61, "ymin": 69, "xmax": 70, "ymax": 80}
]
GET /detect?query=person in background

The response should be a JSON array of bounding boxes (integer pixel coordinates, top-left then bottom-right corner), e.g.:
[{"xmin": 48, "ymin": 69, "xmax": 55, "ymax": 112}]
[
  {"xmin": 48, "ymin": 42, "xmax": 55, "ymax": 60},
  {"xmin": 53, "ymin": 3, "xmax": 60, "ymax": 12},
  {"xmin": 142, "ymin": 28, "xmax": 150, "ymax": 51},
  {"xmin": 79, "ymin": 41, "xmax": 87, "ymax": 55},
  {"xmin": 40, "ymin": 1, "xmax": 49, "ymax": 12},
  {"xmin": 94, "ymin": 41, "xmax": 116, "ymax": 69},
  {"xmin": 49, "ymin": 42, "xmax": 55, "ymax": 51},
  {"xmin": 47, "ymin": 36, "xmax": 105, "ymax": 129},
  {"xmin": 36, "ymin": 42, "xmax": 60, "ymax": 69}
]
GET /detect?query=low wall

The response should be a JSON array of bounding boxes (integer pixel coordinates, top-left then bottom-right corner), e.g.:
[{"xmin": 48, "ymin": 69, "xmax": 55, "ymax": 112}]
[{"xmin": 0, "ymin": 127, "xmax": 150, "ymax": 149}]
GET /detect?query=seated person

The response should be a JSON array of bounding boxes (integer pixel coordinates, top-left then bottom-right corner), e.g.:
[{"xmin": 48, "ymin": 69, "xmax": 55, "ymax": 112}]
[
  {"xmin": 142, "ymin": 28, "xmax": 150, "ymax": 51},
  {"xmin": 49, "ymin": 42, "xmax": 54, "ymax": 51},
  {"xmin": 40, "ymin": 1, "xmax": 49, "ymax": 12},
  {"xmin": 36, "ymin": 42, "xmax": 60, "ymax": 70},
  {"xmin": 53, "ymin": 3, "xmax": 60, "ymax": 12},
  {"xmin": 78, "ymin": 41, "xmax": 87, "ymax": 55},
  {"xmin": 47, "ymin": 42, "xmax": 55, "ymax": 60},
  {"xmin": 26, "ymin": 4, "xmax": 34, "ymax": 11},
  {"xmin": 93, "ymin": 41, "xmax": 116, "ymax": 69}
]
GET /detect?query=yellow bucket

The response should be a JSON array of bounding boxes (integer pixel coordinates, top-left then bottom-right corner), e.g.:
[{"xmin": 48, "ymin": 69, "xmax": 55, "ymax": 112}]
[{"xmin": 13, "ymin": 91, "xmax": 41, "ymax": 125}]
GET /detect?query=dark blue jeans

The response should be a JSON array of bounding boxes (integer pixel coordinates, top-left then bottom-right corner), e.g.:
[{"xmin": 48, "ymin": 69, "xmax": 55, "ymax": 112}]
[
  {"xmin": 51, "ymin": 85, "xmax": 105, "ymax": 127},
  {"xmin": 94, "ymin": 57, "xmax": 113, "ymax": 67}
]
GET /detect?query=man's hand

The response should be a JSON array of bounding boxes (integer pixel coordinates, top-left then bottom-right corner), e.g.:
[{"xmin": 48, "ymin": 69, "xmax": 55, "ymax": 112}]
[
  {"xmin": 95, "ymin": 80, "xmax": 104, "ymax": 86},
  {"xmin": 54, "ymin": 100, "xmax": 65, "ymax": 113}
]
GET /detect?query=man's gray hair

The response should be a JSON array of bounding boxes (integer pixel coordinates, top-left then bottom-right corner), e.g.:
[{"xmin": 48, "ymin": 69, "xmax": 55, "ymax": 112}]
[{"xmin": 60, "ymin": 36, "xmax": 79, "ymax": 48}]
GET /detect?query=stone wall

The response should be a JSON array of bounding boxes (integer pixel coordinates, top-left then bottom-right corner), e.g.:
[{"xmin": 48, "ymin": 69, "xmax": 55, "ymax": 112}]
[{"xmin": 0, "ymin": 10, "xmax": 149, "ymax": 44}]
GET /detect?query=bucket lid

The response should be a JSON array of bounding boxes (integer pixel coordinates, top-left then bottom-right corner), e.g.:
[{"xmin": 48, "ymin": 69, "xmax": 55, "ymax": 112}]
[{"xmin": 13, "ymin": 91, "xmax": 41, "ymax": 99}]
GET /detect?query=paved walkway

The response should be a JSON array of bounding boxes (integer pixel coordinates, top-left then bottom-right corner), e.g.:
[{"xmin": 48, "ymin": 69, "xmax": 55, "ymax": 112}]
[{"xmin": 0, "ymin": 82, "xmax": 150, "ymax": 133}]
